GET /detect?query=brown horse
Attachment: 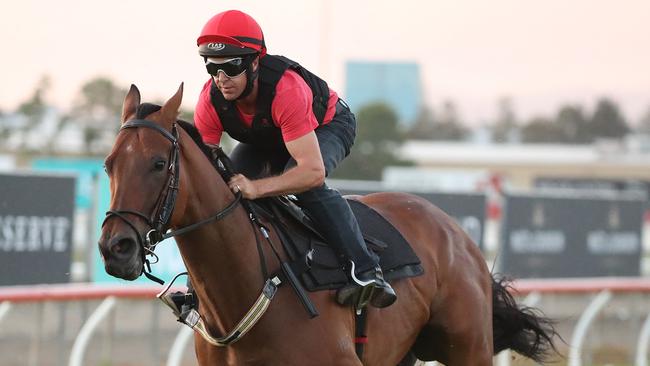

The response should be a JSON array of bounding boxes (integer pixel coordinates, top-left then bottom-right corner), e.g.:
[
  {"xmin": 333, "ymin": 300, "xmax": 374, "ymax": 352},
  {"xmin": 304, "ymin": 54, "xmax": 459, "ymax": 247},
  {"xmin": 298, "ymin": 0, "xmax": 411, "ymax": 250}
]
[{"xmin": 99, "ymin": 84, "xmax": 557, "ymax": 365}]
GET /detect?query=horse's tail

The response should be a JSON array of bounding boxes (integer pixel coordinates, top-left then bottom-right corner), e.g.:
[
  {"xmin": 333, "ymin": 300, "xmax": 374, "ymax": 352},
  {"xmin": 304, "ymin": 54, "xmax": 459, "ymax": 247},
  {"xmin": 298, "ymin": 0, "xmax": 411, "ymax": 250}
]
[{"xmin": 491, "ymin": 275, "xmax": 560, "ymax": 362}]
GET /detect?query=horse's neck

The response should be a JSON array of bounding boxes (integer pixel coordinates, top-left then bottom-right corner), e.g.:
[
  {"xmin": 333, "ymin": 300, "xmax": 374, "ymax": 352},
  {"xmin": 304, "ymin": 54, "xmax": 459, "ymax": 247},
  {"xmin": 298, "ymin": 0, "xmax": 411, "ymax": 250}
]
[{"xmin": 173, "ymin": 141, "xmax": 265, "ymax": 334}]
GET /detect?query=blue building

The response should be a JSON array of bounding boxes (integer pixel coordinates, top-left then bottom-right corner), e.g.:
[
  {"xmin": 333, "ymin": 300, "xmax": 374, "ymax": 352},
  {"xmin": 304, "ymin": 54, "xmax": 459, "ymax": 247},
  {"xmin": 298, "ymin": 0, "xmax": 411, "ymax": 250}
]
[{"xmin": 344, "ymin": 61, "xmax": 421, "ymax": 126}]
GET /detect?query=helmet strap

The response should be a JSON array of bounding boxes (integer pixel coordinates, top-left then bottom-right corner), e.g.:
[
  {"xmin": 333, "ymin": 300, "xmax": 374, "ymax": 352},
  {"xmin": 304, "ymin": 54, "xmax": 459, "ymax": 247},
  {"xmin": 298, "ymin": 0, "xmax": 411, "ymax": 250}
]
[{"xmin": 236, "ymin": 57, "xmax": 259, "ymax": 100}]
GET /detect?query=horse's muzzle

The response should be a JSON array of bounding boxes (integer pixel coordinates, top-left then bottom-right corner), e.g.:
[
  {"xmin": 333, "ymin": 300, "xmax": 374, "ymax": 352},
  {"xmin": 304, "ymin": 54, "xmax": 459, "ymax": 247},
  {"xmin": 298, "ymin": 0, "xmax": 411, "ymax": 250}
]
[{"xmin": 98, "ymin": 232, "xmax": 143, "ymax": 280}]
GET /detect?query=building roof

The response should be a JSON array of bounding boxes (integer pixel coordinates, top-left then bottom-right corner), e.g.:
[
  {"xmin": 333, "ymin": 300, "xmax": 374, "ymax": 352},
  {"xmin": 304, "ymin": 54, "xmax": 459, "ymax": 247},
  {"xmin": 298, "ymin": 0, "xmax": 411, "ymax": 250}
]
[{"xmin": 400, "ymin": 140, "xmax": 650, "ymax": 167}]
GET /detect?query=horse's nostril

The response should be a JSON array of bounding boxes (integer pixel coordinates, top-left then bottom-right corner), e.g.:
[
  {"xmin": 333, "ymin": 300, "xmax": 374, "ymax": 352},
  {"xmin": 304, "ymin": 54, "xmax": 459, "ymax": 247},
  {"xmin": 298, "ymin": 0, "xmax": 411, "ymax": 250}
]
[{"xmin": 111, "ymin": 237, "xmax": 136, "ymax": 257}]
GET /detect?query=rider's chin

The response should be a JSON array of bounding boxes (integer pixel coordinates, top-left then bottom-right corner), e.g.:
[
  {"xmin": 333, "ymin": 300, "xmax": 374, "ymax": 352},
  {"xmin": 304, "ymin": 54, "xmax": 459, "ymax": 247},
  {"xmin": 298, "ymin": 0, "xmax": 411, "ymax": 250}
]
[{"xmin": 220, "ymin": 88, "xmax": 240, "ymax": 100}]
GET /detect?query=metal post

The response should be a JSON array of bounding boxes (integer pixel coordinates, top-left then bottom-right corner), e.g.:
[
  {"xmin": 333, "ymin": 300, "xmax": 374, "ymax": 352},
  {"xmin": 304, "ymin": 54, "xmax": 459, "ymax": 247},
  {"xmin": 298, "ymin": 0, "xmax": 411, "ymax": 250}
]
[
  {"xmin": 28, "ymin": 301, "xmax": 44, "ymax": 366},
  {"xmin": 69, "ymin": 296, "xmax": 117, "ymax": 366},
  {"xmin": 0, "ymin": 301, "xmax": 12, "ymax": 324},
  {"xmin": 166, "ymin": 327, "xmax": 194, "ymax": 366},
  {"xmin": 57, "ymin": 302, "xmax": 68, "ymax": 366},
  {"xmin": 568, "ymin": 290, "xmax": 612, "ymax": 366},
  {"xmin": 102, "ymin": 299, "xmax": 116, "ymax": 364},
  {"xmin": 152, "ymin": 302, "xmax": 161, "ymax": 366},
  {"xmin": 635, "ymin": 311, "xmax": 650, "ymax": 366}
]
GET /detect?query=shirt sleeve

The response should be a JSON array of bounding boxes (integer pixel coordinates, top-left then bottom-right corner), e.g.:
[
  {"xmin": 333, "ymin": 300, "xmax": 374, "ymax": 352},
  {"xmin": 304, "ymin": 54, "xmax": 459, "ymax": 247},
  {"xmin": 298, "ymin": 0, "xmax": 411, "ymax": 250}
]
[
  {"xmin": 271, "ymin": 70, "xmax": 320, "ymax": 142},
  {"xmin": 194, "ymin": 79, "xmax": 223, "ymax": 145}
]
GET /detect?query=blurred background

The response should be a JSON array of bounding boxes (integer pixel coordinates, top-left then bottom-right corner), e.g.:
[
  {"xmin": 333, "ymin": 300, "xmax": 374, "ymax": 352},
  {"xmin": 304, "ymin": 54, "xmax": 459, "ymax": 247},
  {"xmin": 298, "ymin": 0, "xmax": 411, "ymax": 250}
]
[{"xmin": 1, "ymin": 0, "xmax": 650, "ymax": 365}]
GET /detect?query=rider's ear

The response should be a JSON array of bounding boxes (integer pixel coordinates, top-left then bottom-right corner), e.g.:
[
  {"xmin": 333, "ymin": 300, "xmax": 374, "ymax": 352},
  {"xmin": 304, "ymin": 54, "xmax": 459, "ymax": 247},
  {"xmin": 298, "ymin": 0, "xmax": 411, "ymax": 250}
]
[
  {"xmin": 160, "ymin": 82, "xmax": 183, "ymax": 128},
  {"xmin": 121, "ymin": 84, "xmax": 141, "ymax": 124}
]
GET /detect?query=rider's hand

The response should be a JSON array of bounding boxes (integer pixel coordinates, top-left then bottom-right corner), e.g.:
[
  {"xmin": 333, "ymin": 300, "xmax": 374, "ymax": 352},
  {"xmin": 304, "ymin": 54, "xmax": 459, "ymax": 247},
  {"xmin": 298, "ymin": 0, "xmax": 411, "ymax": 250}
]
[{"xmin": 228, "ymin": 174, "xmax": 259, "ymax": 200}]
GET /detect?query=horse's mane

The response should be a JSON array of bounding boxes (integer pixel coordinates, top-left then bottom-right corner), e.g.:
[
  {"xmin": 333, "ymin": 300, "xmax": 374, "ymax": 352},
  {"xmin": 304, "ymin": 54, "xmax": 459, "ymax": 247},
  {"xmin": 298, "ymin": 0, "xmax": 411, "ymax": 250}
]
[{"xmin": 136, "ymin": 103, "xmax": 217, "ymax": 168}]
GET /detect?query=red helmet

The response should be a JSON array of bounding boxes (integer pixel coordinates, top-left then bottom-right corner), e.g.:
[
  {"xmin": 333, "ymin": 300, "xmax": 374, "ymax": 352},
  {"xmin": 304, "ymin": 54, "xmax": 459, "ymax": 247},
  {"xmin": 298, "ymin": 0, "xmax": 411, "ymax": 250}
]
[{"xmin": 197, "ymin": 10, "xmax": 266, "ymax": 57}]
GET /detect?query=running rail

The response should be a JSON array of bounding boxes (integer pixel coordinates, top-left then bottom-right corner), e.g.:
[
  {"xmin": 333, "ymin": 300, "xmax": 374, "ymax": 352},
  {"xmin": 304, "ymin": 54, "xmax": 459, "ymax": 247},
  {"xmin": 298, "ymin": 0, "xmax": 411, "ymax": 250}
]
[
  {"xmin": 568, "ymin": 290, "xmax": 612, "ymax": 366},
  {"xmin": 1, "ymin": 278, "xmax": 650, "ymax": 365},
  {"xmin": 167, "ymin": 326, "xmax": 194, "ymax": 366},
  {"xmin": 68, "ymin": 296, "xmax": 117, "ymax": 366},
  {"xmin": 0, "ymin": 301, "xmax": 12, "ymax": 326},
  {"xmin": 636, "ymin": 313, "xmax": 650, "ymax": 366}
]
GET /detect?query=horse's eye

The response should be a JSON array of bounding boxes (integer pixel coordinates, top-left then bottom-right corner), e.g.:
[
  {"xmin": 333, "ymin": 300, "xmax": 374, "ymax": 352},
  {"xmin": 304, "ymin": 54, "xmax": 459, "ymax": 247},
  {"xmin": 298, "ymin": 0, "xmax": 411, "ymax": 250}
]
[{"xmin": 154, "ymin": 160, "xmax": 166, "ymax": 171}]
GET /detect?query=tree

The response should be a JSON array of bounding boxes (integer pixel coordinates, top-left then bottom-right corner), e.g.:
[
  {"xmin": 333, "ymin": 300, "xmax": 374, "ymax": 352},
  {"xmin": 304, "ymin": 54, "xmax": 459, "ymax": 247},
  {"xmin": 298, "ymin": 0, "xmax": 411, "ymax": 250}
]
[
  {"xmin": 588, "ymin": 98, "xmax": 629, "ymax": 140},
  {"xmin": 69, "ymin": 77, "xmax": 127, "ymax": 154},
  {"xmin": 521, "ymin": 117, "xmax": 565, "ymax": 143},
  {"xmin": 406, "ymin": 101, "xmax": 468, "ymax": 141},
  {"xmin": 406, "ymin": 106, "xmax": 437, "ymax": 140},
  {"xmin": 637, "ymin": 106, "xmax": 650, "ymax": 134},
  {"xmin": 491, "ymin": 97, "xmax": 519, "ymax": 143},
  {"xmin": 555, "ymin": 105, "xmax": 590, "ymax": 143},
  {"xmin": 16, "ymin": 75, "xmax": 51, "ymax": 150},
  {"xmin": 331, "ymin": 102, "xmax": 412, "ymax": 180},
  {"xmin": 435, "ymin": 100, "xmax": 469, "ymax": 141},
  {"xmin": 0, "ymin": 108, "xmax": 7, "ymax": 143}
]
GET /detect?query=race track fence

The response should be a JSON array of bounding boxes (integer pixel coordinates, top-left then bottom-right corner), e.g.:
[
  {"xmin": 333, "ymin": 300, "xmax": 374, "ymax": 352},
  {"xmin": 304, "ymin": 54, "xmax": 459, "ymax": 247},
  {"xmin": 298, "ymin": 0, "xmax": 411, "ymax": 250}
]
[{"xmin": 1, "ymin": 279, "xmax": 650, "ymax": 366}]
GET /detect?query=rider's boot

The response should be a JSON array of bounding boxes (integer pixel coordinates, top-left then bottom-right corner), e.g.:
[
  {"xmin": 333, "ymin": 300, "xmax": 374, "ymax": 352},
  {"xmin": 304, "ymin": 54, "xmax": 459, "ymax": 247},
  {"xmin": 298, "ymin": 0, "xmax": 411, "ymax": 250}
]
[
  {"xmin": 336, "ymin": 262, "xmax": 397, "ymax": 308},
  {"xmin": 294, "ymin": 184, "xmax": 398, "ymax": 309}
]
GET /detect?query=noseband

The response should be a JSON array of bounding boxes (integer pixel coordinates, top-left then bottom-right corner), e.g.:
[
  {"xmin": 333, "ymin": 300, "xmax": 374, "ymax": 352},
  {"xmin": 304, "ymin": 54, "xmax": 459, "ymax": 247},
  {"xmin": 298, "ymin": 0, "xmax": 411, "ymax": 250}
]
[{"xmin": 102, "ymin": 119, "xmax": 241, "ymax": 282}]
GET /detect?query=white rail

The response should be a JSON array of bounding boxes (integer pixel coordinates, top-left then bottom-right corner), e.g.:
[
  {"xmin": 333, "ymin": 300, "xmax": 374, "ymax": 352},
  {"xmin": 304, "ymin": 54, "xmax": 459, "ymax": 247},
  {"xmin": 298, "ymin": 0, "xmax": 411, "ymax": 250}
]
[
  {"xmin": 68, "ymin": 296, "xmax": 117, "ymax": 366},
  {"xmin": 568, "ymin": 290, "xmax": 612, "ymax": 366},
  {"xmin": 167, "ymin": 326, "xmax": 194, "ymax": 366},
  {"xmin": 0, "ymin": 301, "xmax": 12, "ymax": 324},
  {"xmin": 636, "ymin": 312, "xmax": 650, "ymax": 366},
  {"xmin": 0, "ymin": 279, "xmax": 648, "ymax": 366}
]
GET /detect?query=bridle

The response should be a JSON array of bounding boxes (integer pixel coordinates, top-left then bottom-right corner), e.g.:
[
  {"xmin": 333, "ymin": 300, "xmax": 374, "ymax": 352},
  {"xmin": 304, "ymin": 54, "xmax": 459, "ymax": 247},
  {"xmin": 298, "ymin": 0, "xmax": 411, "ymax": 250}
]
[
  {"xmin": 102, "ymin": 117, "xmax": 315, "ymax": 346},
  {"xmin": 102, "ymin": 118, "xmax": 241, "ymax": 283}
]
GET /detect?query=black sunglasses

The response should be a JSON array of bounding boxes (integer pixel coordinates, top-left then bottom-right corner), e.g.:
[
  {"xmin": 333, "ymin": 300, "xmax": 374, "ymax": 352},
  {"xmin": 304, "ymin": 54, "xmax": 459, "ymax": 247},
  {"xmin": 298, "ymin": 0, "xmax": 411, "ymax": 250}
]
[{"xmin": 205, "ymin": 57, "xmax": 252, "ymax": 78}]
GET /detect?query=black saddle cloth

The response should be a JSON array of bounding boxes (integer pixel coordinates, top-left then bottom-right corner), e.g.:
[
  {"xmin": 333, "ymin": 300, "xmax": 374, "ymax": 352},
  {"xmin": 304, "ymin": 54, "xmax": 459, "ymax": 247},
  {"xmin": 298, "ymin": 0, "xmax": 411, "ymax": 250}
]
[{"xmin": 254, "ymin": 196, "xmax": 423, "ymax": 291}]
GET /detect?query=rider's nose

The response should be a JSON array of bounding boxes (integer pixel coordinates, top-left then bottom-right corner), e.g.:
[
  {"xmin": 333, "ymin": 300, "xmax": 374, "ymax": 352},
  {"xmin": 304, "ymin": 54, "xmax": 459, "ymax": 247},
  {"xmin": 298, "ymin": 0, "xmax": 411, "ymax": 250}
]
[{"xmin": 215, "ymin": 71, "xmax": 230, "ymax": 83}]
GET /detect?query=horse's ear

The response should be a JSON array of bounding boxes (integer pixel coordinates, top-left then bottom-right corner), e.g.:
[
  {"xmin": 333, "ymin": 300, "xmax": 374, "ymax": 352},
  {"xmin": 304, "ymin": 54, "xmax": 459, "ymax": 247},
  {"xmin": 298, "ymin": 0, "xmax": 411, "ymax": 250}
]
[
  {"xmin": 121, "ymin": 84, "xmax": 141, "ymax": 124},
  {"xmin": 160, "ymin": 82, "xmax": 183, "ymax": 127}
]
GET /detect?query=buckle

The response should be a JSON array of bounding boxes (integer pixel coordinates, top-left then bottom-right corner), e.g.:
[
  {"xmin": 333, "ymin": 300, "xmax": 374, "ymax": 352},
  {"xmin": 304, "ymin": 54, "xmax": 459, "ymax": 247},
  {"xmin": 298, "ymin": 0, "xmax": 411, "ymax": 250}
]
[
  {"xmin": 355, "ymin": 285, "xmax": 375, "ymax": 312},
  {"xmin": 159, "ymin": 292, "xmax": 183, "ymax": 317},
  {"xmin": 184, "ymin": 292, "xmax": 194, "ymax": 306}
]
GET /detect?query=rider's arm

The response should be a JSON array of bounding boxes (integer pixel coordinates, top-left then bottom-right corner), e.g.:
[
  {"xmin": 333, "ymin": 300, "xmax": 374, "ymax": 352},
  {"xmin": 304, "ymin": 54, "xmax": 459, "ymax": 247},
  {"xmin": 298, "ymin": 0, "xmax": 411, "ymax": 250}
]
[
  {"xmin": 228, "ymin": 71, "xmax": 326, "ymax": 199},
  {"xmin": 247, "ymin": 131, "xmax": 325, "ymax": 197}
]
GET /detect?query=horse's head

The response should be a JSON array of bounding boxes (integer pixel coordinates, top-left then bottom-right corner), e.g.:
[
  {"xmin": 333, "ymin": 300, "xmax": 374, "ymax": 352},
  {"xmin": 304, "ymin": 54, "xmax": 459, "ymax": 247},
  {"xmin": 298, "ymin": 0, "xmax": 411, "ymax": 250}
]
[{"xmin": 98, "ymin": 83, "xmax": 184, "ymax": 280}]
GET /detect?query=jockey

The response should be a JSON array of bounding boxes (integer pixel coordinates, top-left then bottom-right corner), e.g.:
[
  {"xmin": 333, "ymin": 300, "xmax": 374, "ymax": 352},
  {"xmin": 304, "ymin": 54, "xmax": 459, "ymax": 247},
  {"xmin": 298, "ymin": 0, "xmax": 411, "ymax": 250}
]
[{"xmin": 193, "ymin": 10, "xmax": 396, "ymax": 308}]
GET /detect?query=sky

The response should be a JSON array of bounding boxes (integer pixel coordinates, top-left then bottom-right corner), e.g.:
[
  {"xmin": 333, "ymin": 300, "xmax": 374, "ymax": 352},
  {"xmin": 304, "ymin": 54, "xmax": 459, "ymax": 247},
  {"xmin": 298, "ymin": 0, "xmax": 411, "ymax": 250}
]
[{"xmin": 1, "ymin": 0, "xmax": 649, "ymax": 126}]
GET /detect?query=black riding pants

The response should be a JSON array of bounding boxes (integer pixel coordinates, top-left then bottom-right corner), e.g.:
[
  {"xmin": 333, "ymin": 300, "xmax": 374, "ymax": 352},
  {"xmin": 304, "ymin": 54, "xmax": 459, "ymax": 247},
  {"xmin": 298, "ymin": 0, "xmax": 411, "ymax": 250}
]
[{"xmin": 230, "ymin": 101, "xmax": 378, "ymax": 273}]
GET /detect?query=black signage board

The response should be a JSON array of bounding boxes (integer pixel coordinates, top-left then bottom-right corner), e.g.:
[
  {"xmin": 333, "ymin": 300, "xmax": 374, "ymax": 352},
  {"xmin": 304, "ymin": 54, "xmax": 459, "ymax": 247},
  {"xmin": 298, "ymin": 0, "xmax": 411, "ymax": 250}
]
[
  {"xmin": 0, "ymin": 173, "xmax": 75, "ymax": 285},
  {"xmin": 535, "ymin": 177, "xmax": 650, "ymax": 198},
  {"xmin": 499, "ymin": 192, "xmax": 644, "ymax": 278},
  {"xmin": 335, "ymin": 185, "xmax": 486, "ymax": 250}
]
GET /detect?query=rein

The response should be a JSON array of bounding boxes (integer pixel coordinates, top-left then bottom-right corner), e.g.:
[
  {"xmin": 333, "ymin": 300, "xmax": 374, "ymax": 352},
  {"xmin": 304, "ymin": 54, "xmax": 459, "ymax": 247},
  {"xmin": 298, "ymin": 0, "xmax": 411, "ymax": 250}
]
[
  {"xmin": 102, "ymin": 119, "xmax": 242, "ymax": 283},
  {"xmin": 103, "ymin": 117, "xmax": 276, "ymax": 346},
  {"xmin": 102, "ymin": 119, "xmax": 294, "ymax": 347}
]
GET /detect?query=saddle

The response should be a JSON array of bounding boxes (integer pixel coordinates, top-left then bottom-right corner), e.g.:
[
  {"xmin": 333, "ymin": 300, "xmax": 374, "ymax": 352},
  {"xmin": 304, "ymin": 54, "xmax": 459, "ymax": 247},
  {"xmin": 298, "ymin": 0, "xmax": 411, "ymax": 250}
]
[
  {"xmin": 209, "ymin": 147, "xmax": 422, "ymax": 291},
  {"xmin": 253, "ymin": 195, "xmax": 424, "ymax": 291}
]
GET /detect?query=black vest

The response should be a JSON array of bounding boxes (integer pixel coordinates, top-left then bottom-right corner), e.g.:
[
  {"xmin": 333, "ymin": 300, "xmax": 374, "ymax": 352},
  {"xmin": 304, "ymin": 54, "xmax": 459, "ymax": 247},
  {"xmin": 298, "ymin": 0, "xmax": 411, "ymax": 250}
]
[{"xmin": 210, "ymin": 55, "xmax": 330, "ymax": 148}]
